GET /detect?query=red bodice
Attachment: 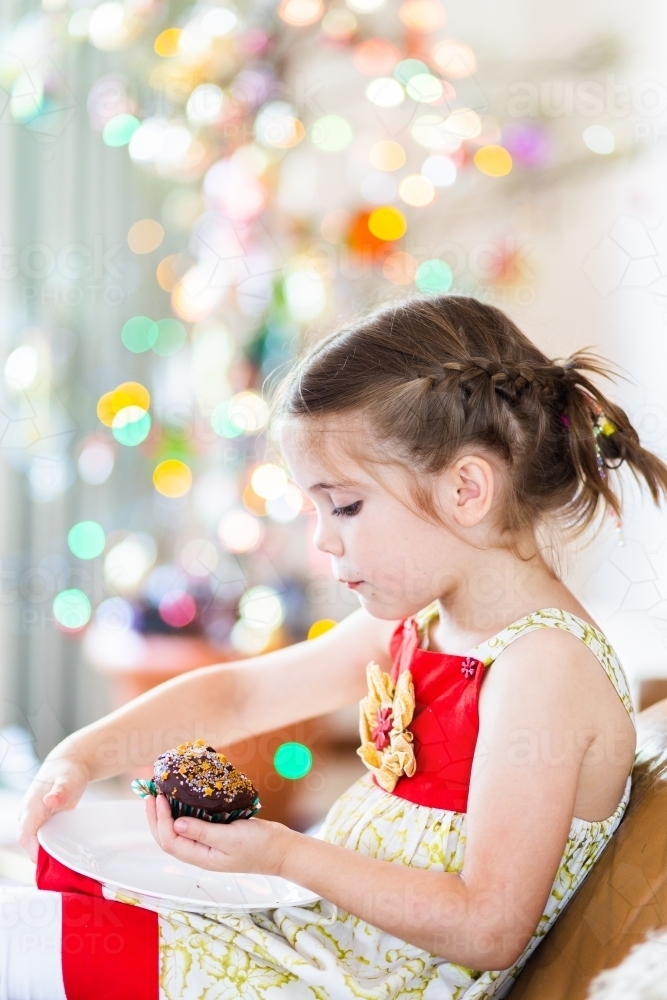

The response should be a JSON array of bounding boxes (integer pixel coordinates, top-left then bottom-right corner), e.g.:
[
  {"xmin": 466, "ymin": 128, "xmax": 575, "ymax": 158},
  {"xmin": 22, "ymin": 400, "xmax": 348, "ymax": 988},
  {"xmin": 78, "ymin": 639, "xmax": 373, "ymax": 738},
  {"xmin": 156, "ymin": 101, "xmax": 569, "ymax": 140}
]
[{"xmin": 378, "ymin": 615, "xmax": 485, "ymax": 813}]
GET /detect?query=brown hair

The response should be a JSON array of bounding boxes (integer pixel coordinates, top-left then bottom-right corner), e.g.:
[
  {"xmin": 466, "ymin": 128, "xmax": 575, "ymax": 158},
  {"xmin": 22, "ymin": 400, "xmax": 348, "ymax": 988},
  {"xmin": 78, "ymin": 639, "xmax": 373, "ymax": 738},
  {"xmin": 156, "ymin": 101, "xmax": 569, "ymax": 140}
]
[{"xmin": 272, "ymin": 294, "xmax": 667, "ymax": 539}]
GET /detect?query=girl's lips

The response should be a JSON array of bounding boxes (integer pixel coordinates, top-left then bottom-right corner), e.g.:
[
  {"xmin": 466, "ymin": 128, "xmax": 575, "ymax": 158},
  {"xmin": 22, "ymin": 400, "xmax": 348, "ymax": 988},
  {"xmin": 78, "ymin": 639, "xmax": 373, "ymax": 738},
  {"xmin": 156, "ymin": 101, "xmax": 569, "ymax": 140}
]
[{"xmin": 342, "ymin": 580, "xmax": 363, "ymax": 590}]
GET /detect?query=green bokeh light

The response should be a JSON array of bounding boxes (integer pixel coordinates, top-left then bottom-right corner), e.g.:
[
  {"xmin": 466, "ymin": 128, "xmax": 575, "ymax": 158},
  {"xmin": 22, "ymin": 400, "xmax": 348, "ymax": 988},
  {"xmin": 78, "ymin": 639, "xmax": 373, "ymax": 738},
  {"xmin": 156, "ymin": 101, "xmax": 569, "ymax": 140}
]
[
  {"xmin": 68, "ymin": 521, "xmax": 106, "ymax": 560},
  {"xmin": 406, "ymin": 74, "xmax": 442, "ymax": 103},
  {"xmin": 112, "ymin": 406, "xmax": 152, "ymax": 447},
  {"xmin": 211, "ymin": 401, "xmax": 244, "ymax": 438},
  {"xmin": 26, "ymin": 103, "xmax": 56, "ymax": 133},
  {"xmin": 393, "ymin": 59, "xmax": 429, "ymax": 85},
  {"xmin": 53, "ymin": 589, "xmax": 92, "ymax": 630},
  {"xmin": 309, "ymin": 115, "xmax": 353, "ymax": 152},
  {"xmin": 10, "ymin": 75, "xmax": 45, "ymax": 125},
  {"xmin": 122, "ymin": 316, "xmax": 158, "ymax": 353},
  {"xmin": 415, "ymin": 259, "xmax": 453, "ymax": 294},
  {"xmin": 274, "ymin": 742, "xmax": 313, "ymax": 780},
  {"xmin": 103, "ymin": 114, "xmax": 140, "ymax": 147},
  {"xmin": 152, "ymin": 318, "xmax": 187, "ymax": 357}
]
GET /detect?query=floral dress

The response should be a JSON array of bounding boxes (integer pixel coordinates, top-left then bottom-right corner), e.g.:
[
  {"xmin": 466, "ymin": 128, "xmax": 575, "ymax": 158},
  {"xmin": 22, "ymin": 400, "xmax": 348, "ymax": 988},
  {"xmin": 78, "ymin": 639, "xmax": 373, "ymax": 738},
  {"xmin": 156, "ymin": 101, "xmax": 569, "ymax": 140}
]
[{"xmin": 111, "ymin": 607, "xmax": 636, "ymax": 1000}]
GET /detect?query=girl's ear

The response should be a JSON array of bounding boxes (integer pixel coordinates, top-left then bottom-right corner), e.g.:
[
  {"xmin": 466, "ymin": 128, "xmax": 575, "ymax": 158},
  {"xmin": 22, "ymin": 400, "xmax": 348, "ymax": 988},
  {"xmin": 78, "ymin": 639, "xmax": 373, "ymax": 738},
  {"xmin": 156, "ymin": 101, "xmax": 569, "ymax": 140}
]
[{"xmin": 447, "ymin": 455, "xmax": 495, "ymax": 527}]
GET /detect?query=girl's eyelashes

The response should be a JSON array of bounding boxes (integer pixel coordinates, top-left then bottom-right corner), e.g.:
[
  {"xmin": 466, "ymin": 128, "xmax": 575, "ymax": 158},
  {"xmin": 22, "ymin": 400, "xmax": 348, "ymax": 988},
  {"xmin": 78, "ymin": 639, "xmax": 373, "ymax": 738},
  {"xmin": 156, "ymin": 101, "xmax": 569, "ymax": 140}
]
[{"xmin": 332, "ymin": 500, "xmax": 362, "ymax": 517}]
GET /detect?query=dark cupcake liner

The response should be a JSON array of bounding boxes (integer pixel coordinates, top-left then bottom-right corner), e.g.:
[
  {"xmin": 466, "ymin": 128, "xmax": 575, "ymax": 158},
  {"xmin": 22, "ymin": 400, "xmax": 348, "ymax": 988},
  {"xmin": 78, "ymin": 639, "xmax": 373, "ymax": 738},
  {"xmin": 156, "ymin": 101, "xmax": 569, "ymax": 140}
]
[{"xmin": 131, "ymin": 778, "xmax": 261, "ymax": 824}]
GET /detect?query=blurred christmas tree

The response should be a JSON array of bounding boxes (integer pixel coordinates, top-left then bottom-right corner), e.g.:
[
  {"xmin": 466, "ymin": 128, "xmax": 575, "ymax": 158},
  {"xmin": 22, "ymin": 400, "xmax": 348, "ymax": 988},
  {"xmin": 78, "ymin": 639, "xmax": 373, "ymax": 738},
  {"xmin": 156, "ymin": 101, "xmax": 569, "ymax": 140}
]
[{"xmin": 1, "ymin": 0, "xmax": 637, "ymax": 718}]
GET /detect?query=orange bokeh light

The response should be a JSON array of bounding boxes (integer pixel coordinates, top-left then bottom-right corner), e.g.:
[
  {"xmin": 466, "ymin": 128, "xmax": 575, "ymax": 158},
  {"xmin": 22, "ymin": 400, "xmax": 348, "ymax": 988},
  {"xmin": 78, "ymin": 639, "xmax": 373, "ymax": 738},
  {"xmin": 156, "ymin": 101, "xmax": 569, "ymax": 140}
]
[
  {"xmin": 352, "ymin": 38, "xmax": 402, "ymax": 76},
  {"xmin": 398, "ymin": 0, "xmax": 447, "ymax": 33},
  {"xmin": 347, "ymin": 210, "xmax": 395, "ymax": 260},
  {"xmin": 382, "ymin": 251, "xmax": 418, "ymax": 285},
  {"xmin": 127, "ymin": 219, "xmax": 164, "ymax": 254}
]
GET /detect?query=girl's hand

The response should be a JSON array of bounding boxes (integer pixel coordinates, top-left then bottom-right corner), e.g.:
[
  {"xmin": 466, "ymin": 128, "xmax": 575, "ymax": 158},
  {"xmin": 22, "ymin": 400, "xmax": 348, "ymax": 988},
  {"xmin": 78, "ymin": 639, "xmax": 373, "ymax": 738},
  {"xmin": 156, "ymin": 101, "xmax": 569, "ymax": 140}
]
[
  {"xmin": 145, "ymin": 792, "xmax": 296, "ymax": 876},
  {"xmin": 17, "ymin": 748, "xmax": 92, "ymax": 862}
]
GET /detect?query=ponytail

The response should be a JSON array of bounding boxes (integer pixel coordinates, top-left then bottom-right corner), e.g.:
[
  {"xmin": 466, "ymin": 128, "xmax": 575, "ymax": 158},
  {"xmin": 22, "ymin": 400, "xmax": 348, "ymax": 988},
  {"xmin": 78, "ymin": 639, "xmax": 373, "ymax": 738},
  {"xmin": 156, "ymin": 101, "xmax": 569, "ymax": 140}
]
[{"xmin": 558, "ymin": 352, "xmax": 667, "ymax": 529}]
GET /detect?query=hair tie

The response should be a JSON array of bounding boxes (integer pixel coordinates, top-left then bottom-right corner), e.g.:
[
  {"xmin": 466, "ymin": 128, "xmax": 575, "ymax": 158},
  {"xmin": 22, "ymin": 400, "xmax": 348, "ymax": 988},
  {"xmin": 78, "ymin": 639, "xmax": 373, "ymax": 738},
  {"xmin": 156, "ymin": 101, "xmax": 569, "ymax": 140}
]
[
  {"xmin": 595, "ymin": 412, "xmax": 616, "ymax": 438},
  {"xmin": 592, "ymin": 409, "xmax": 617, "ymax": 481}
]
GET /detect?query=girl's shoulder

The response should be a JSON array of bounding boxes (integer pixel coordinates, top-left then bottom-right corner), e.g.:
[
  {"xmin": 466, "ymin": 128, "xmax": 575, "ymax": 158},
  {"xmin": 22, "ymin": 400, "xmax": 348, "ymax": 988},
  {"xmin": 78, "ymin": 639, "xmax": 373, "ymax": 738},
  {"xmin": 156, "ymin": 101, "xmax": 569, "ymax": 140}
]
[
  {"xmin": 394, "ymin": 603, "xmax": 635, "ymax": 725},
  {"xmin": 470, "ymin": 606, "xmax": 635, "ymax": 725}
]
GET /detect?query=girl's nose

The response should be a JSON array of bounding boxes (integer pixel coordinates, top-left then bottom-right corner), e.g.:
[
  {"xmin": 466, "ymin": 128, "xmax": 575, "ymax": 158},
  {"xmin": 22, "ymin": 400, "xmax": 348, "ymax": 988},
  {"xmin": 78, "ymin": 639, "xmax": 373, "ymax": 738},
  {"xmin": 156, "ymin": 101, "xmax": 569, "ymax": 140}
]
[{"xmin": 312, "ymin": 516, "xmax": 344, "ymax": 557}]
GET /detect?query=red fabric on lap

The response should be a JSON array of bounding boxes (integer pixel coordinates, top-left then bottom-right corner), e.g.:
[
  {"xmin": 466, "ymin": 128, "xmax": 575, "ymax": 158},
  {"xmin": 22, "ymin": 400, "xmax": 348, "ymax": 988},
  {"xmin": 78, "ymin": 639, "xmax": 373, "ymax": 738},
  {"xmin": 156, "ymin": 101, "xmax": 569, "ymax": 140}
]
[
  {"xmin": 37, "ymin": 846, "xmax": 105, "ymax": 896},
  {"xmin": 36, "ymin": 845, "xmax": 159, "ymax": 1000}
]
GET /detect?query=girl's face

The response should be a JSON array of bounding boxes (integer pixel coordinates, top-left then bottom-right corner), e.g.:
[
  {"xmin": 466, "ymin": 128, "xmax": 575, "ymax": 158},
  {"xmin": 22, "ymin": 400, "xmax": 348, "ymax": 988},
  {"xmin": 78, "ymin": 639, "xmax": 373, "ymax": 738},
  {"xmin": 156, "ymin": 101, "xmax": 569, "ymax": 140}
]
[{"xmin": 281, "ymin": 419, "xmax": 483, "ymax": 621}]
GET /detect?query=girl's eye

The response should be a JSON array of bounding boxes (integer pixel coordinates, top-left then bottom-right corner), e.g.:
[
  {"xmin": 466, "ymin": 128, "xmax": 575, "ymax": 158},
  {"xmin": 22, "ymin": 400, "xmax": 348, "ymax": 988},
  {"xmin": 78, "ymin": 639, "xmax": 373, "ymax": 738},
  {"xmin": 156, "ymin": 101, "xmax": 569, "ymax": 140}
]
[{"xmin": 332, "ymin": 500, "xmax": 362, "ymax": 517}]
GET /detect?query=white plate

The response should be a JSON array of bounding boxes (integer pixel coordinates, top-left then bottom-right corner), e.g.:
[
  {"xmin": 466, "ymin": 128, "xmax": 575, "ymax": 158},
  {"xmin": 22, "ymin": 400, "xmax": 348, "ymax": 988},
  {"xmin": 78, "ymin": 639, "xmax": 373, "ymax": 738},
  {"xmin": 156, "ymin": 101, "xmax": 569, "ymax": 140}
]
[{"xmin": 38, "ymin": 800, "xmax": 321, "ymax": 914}]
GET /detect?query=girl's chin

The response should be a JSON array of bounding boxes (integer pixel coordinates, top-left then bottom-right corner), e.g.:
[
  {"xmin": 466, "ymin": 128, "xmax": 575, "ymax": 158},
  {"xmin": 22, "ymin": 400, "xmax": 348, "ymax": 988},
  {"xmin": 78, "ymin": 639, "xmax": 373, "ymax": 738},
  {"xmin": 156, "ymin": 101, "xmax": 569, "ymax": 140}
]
[{"xmin": 355, "ymin": 591, "xmax": 423, "ymax": 621}]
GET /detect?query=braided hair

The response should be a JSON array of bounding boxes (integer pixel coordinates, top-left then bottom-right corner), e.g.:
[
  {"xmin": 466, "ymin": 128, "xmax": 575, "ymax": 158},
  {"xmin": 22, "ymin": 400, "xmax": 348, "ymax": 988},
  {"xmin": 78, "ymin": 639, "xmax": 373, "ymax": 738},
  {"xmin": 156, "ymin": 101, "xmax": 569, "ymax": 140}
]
[{"xmin": 272, "ymin": 294, "xmax": 667, "ymax": 538}]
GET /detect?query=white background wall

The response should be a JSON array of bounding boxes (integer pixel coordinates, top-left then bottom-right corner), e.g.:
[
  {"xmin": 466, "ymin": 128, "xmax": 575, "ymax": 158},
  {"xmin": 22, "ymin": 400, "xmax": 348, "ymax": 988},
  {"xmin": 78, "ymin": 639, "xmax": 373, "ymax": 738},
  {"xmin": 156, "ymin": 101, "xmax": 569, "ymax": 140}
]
[{"xmin": 434, "ymin": 0, "xmax": 667, "ymax": 696}]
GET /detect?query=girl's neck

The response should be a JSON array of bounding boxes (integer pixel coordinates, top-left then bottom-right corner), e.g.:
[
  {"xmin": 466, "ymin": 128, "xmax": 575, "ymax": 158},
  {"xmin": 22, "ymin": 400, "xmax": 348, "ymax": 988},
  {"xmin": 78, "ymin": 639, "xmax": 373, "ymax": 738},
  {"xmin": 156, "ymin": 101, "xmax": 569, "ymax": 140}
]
[{"xmin": 430, "ymin": 537, "xmax": 570, "ymax": 655}]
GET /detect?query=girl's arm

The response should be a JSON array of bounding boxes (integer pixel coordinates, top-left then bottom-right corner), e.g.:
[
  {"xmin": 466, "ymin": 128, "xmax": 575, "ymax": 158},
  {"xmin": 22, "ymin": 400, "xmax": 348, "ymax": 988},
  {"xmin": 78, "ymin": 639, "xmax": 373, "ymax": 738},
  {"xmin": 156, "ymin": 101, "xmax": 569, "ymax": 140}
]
[
  {"xmin": 147, "ymin": 628, "xmax": 625, "ymax": 971},
  {"xmin": 18, "ymin": 608, "xmax": 397, "ymax": 861}
]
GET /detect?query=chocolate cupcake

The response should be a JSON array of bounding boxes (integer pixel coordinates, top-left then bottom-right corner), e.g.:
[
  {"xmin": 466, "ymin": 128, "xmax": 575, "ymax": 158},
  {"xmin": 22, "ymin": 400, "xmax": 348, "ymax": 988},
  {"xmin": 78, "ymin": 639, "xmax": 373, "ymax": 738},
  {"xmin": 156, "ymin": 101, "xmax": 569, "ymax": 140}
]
[{"xmin": 132, "ymin": 739, "xmax": 260, "ymax": 823}]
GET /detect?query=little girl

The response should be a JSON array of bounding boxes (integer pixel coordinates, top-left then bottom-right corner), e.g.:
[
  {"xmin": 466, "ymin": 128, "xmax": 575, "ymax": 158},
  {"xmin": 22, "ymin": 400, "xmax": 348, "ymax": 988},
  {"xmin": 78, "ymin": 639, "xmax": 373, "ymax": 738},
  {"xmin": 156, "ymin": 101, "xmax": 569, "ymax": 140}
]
[{"xmin": 15, "ymin": 294, "xmax": 667, "ymax": 1000}]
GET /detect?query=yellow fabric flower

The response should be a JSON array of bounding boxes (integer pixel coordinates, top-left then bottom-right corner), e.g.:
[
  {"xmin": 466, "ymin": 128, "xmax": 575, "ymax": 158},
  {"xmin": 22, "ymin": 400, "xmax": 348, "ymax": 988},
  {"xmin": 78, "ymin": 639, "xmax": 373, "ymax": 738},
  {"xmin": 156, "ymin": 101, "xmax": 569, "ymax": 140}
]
[{"xmin": 357, "ymin": 660, "xmax": 417, "ymax": 792}]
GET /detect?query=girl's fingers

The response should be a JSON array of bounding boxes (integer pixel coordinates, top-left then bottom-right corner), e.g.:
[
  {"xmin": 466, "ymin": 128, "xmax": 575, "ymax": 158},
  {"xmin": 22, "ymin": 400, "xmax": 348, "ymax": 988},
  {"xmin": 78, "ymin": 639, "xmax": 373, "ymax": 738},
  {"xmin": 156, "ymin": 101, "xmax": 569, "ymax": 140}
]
[
  {"xmin": 145, "ymin": 798, "xmax": 282, "ymax": 875},
  {"xmin": 150, "ymin": 793, "xmax": 229, "ymax": 870},
  {"xmin": 168, "ymin": 834, "xmax": 216, "ymax": 868},
  {"xmin": 18, "ymin": 759, "xmax": 90, "ymax": 863},
  {"xmin": 42, "ymin": 782, "xmax": 68, "ymax": 805},
  {"xmin": 172, "ymin": 816, "xmax": 228, "ymax": 845},
  {"xmin": 144, "ymin": 794, "xmax": 159, "ymax": 843},
  {"xmin": 154, "ymin": 794, "xmax": 203, "ymax": 854},
  {"xmin": 145, "ymin": 792, "xmax": 178, "ymax": 852},
  {"xmin": 18, "ymin": 780, "xmax": 73, "ymax": 862},
  {"xmin": 154, "ymin": 792, "xmax": 179, "ymax": 848},
  {"xmin": 16, "ymin": 812, "xmax": 41, "ymax": 863}
]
